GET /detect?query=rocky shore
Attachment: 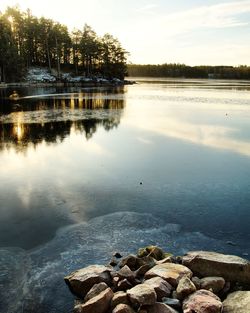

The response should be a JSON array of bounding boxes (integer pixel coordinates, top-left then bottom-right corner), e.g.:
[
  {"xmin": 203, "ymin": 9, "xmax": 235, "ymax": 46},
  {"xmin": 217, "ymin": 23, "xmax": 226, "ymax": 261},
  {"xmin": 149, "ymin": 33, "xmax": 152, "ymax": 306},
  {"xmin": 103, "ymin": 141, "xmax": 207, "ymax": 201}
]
[
  {"xmin": 64, "ymin": 246, "xmax": 250, "ymax": 313},
  {"xmin": 0, "ymin": 67, "xmax": 135, "ymax": 88}
]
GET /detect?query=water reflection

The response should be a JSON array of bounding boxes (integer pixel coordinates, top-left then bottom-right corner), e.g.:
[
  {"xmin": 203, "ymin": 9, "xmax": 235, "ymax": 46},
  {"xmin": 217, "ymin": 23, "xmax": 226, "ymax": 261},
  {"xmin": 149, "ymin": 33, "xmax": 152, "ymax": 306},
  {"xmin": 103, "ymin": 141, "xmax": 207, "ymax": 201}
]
[{"xmin": 0, "ymin": 89, "xmax": 125, "ymax": 152}]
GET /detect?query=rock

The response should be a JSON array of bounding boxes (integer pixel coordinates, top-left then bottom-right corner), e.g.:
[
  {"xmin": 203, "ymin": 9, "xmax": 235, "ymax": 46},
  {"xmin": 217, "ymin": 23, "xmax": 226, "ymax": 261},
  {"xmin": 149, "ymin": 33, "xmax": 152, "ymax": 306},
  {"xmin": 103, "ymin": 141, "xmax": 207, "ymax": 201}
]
[
  {"xmin": 200, "ymin": 277, "xmax": 225, "ymax": 294},
  {"xmin": 145, "ymin": 263, "xmax": 192, "ymax": 287},
  {"xmin": 111, "ymin": 291, "xmax": 129, "ymax": 309},
  {"xmin": 73, "ymin": 287, "xmax": 114, "ymax": 313},
  {"xmin": 127, "ymin": 284, "xmax": 157, "ymax": 307},
  {"xmin": 114, "ymin": 252, "xmax": 123, "ymax": 258},
  {"xmin": 176, "ymin": 276, "xmax": 196, "ymax": 299},
  {"xmin": 84, "ymin": 282, "xmax": 108, "ymax": 302},
  {"xmin": 110, "ymin": 257, "xmax": 118, "ymax": 267},
  {"xmin": 117, "ymin": 265, "xmax": 136, "ymax": 282},
  {"xmin": 144, "ymin": 277, "xmax": 172, "ymax": 300},
  {"xmin": 147, "ymin": 302, "xmax": 179, "ymax": 313},
  {"xmin": 119, "ymin": 255, "xmax": 138, "ymax": 270},
  {"xmin": 137, "ymin": 246, "xmax": 165, "ymax": 260},
  {"xmin": 156, "ymin": 257, "xmax": 172, "ymax": 265},
  {"xmin": 182, "ymin": 251, "xmax": 250, "ymax": 284},
  {"xmin": 162, "ymin": 298, "xmax": 181, "ymax": 310},
  {"xmin": 220, "ymin": 281, "xmax": 230, "ymax": 296},
  {"xmin": 65, "ymin": 265, "xmax": 112, "ymax": 298},
  {"xmin": 223, "ymin": 291, "xmax": 250, "ymax": 313},
  {"xmin": 112, "ymin": 303, "xmax": 136, "ymax": 313},
  {"xmin": 191, "ymin": 276, "xmax": 201, "ymax": 289},
  {"xmin": 182, "ymin": 289, "xmax": 222, "ymax": 313},
  {"xmin": 135, "ymin": 264, "xmax": 153, "ymax": 278},
  {"xmin": 117, "ymin": 278, "xmax": 133, "ymax": 291}
]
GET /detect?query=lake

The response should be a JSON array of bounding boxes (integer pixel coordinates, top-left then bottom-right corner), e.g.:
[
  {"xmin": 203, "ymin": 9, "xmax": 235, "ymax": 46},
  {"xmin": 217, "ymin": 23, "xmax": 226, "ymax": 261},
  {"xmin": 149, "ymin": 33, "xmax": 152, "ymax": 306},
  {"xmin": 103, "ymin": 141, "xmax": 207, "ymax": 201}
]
[{"xmin": 0, "ymin": 78, "xmax": 250, "ymax": 312}]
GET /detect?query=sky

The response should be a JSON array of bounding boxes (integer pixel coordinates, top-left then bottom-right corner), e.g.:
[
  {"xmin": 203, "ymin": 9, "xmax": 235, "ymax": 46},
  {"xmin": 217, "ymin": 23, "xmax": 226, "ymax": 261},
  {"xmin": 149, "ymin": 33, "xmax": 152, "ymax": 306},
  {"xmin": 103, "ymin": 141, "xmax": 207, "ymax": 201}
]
[{"xmin": 0, "ymin": 0, "xmax": 250, "ymax": 65}]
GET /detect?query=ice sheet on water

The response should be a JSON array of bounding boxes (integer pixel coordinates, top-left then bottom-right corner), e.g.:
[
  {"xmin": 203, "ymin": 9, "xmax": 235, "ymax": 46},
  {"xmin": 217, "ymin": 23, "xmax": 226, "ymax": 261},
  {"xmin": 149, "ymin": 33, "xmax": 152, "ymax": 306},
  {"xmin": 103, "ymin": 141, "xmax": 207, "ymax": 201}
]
[{"xmin": 0, "ymin": 211, "xmax": 247, "ymax": 313}]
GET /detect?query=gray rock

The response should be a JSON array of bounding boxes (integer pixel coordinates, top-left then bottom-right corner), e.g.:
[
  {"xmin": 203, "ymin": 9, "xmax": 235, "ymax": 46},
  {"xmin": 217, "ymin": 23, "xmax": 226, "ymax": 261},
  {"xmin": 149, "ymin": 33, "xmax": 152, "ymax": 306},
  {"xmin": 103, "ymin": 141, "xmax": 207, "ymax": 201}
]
[
  {"xmin": 73, "ymin": 287, "xmax": 113, "ymax": 313},
  {"xmin": 200, "ymin": 277, "xmax": 225, "ymax": 294},
  {"xmin": 162, "ymin": 298, "xmax": 181, "ymax": 309},
  {"xmin": 147, "ymin": 302, "xmax": 179, "ymax": 313},
  {"xmin": 176, "ymin": 276, "xmax": 196, "ymax": 299},
  {"xmin": 223, "ymin": 291, "xmax": 250, "ymax": 313},
  {"xmin": 183, "ymin": 289, "xmax": 222, "ymax": 313},
  {"xmin": 145, "ymin": 263, "xmax": 192, "ymax": 287},
  {"xmin": 112, "ymin": 303, "xmax": 136, "ymax": 313},
  {"xmin": 191, "ymin": 276, "xmax": 201, "ymax": 289},
  {"xmin": 65, "ymin": 264, "xmax": 112, "ymax": 298},
  {"xmin": 144, "ymin": 277, "xmax": 172, "ymax": 300},
  {"xmin": 182, "ymin": 251, "xmax": 250, "ymax": 284},
  {"xmin": 127, "ymin": 284, "xmax": 157, "ymax": 307},
  {"xmin": 84, "ymin": 282, "xmax": 108, "ymax": 302}
]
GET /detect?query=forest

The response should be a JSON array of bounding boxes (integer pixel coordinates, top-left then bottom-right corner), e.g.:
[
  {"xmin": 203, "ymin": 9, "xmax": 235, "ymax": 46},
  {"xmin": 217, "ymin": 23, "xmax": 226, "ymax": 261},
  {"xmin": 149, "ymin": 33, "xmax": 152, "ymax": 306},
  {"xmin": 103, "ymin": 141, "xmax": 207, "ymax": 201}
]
[
  {"xmin": 0, "ymin": 6, "xmax": 128, "ymax": 82},
  {"xmin": 128, "ymin": 64, "xmax": 250, "ymax": 79}
]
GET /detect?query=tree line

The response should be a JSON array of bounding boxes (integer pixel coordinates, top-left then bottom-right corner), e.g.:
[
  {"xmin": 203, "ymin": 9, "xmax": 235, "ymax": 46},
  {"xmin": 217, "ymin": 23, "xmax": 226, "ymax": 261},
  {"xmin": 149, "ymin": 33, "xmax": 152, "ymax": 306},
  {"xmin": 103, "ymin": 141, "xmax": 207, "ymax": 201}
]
[
  {"xmin": 128, "ymin": 64, "xmax": 250, "ymax": 80},
  {"xmin": 0, "ymin": 6, "xmax": 128, "ymax": 82}
]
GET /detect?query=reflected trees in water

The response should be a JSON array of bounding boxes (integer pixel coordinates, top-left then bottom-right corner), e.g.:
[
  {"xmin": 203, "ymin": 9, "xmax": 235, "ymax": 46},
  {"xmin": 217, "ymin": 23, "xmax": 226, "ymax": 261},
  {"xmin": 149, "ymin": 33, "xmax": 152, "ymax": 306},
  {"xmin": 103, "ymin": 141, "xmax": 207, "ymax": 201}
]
[{"xmin": 0, "ymin": 89, "xmax": 125, "ymax": 152}]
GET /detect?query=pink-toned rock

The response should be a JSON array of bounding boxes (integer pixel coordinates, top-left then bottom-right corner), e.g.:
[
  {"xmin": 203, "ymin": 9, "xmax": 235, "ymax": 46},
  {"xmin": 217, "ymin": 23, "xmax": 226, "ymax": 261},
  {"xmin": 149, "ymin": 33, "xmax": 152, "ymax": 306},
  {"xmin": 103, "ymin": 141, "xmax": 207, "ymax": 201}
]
[
  {"xmin": 200, "ymin": 277, "xmax": 225, "ymax": 294},
  {"xmin": 183, "ymin": 289, "xmax": 222, "ymax": 313},
  {"xmin": 182, "ymin": 251, "xmax": 250, "ymax": 284},
  {"xmin": 176, "ymin": 276, "xmax": 196, "ymax": 299},
  {"xmin": 111, "ymin": 291, "xmax": 129, "ymax": 309},
  {"xmin": 127, "ymin": 284, "xmax": 157, "ymax": 306},
  {"xmin": 65, "ymin": 265, "xmax": 112, "ymax": 297},
  {"xmin": 144, "ymin": 277, "xmax": 172, "ymax": 300},
  {"xmin": 147, "ymin": 302, "xmax": 179, "ymax": 313},
  {"xmin": 145, "ymin": 263, "xmax": 192, "ymax": 287},
  {"xmin": 84, "ymin": 282, "xmax": 108, "ymax": 301},
  {"xmin": 223, "ymin": 291, "xmax": 250, "ymax": 313},
  {"xmin": 73, "ymin": 287, "xmax": 114, "ymax": 313},
  {"xmin": 112, "ymin": 303, "xmax": 136, "ymax": 313}
]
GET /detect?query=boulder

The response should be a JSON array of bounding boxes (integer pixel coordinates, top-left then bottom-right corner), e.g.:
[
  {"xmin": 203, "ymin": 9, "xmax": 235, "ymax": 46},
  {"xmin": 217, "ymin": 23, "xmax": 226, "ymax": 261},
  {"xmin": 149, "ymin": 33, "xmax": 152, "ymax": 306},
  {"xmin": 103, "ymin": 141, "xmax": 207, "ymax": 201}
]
[
  {"xmin": 73, "ymin": 287, "xmax": 113, "ymax": 313},
  {"xmin": 182, "ymin": 251, "xmax": 250, "ymax": 284},
  {"xmin": 65, "ymin": 265, "xmax": 112, "ymax": 298},
  {"xmin": 137, "ymin": 246, "xmax": 165, "ymax": 260},
  {"xmin": 176, "ymin": 276, "xmax": 196, "ymax": 299},
  {"xmin": 182, "ymin": 289, "xmax": 222, "ymax": 313},
  {"xmin": 143, "ymin": 277, "xmax": 172, "ymax": 300},
  {"xmin": 119, "ymin": 255, "xmax": 138, "ymax": 270},
  {"xmin": 162, "ymin": 298, "xmax": 181, "ymax": 310},
  {"xmin": 191, "ymin": 276, "xmax": 201, "ymax": 289},
  {"xmin": 112, "ymin": 303, "xmax": 136, "ymax": 313},
  {"xmin": 84, "ymin": 282, "xmax": 108, "ymax": 302},
  {"xmin": 111, "ymin": 291, "xmax": 129, "ymax": 309},
  {"xmin": 200, "ymin": 277, "xmax": 225, "ymax": 294},
  {"xmin": 127, "ymin": 284, "xmax": 157, "ymax": 307},
  {"xmin": 117, "ymin": 278, "xmax": 133, "ymax": 291},
  {"xmin": 223, "ymin": 291, "xmax": 250, "ymax": 313},
  {"xmin": 117, "ymin": 265, "xmax": 136, "ymax": 282},
  {"xmin": 145, "ymin": 263, "xmax": 192, "ymax": 287},
  {"xmin": 147, "ymin": 302, "xmax": 179, "ymax": 313}
]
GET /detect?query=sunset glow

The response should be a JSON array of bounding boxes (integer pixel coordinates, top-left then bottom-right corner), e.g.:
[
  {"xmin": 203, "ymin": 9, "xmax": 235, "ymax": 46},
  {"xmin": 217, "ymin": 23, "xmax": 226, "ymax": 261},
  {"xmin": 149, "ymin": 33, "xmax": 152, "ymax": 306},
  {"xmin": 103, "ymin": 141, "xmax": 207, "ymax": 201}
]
[{"xmin": 1, "ymin": 0, "xmax": 250, "ymax": 65}]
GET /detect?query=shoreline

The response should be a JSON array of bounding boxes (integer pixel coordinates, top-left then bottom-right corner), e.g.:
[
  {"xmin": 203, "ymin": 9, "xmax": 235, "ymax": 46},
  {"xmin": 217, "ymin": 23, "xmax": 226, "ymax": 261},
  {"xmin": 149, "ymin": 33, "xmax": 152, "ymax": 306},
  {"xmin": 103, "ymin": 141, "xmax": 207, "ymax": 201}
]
[{"xmin": 0, "ymin": 79, "xmax": 135, "ymax": 89}]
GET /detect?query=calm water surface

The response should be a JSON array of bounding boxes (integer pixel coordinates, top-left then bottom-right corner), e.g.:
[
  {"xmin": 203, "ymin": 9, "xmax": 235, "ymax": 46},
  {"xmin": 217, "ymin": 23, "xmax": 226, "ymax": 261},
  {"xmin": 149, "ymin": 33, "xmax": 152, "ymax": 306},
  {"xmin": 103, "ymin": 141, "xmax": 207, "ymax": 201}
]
[
  {"xmin": 0, "ymin": 79, "xmax": 250, "ymax": 250},
  {"xmin": 1, "ymin": 78, "xmax": 250, "ymax": 312}
]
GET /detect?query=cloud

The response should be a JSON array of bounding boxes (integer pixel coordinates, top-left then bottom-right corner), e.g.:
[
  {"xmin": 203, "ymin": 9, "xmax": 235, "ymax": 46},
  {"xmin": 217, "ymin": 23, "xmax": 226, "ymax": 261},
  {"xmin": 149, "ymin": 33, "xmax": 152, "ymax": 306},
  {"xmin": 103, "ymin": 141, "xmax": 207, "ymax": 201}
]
[
  {"xmin": 159, "ymin": 0, "xmax": 250, "ymax": 36},
  {"xmin": 136, "ymin": 3, "xmax": 158, "ymax": 13}
]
